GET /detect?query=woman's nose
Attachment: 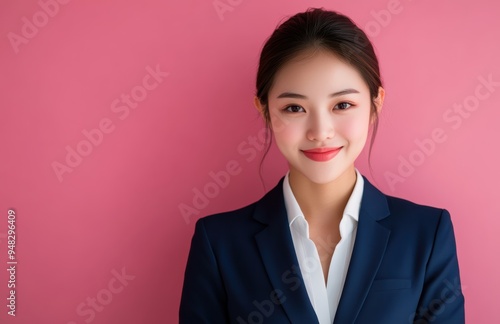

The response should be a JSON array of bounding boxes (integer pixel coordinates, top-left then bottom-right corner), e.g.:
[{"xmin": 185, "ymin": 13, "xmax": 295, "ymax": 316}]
[{"xmin": 306, "ymin": 113, "xmax": 334, "ymax": 142}]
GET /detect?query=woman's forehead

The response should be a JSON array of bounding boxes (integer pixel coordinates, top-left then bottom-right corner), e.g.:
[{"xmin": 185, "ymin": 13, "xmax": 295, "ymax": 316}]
[{"xmin": 269, "ymin": 50, "xmax": 369, "ymax": 97}]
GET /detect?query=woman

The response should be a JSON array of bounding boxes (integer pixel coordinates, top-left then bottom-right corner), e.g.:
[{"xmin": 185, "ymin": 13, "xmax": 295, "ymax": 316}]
[{"xmin": 179, "ymin": 7, "xmax": 465, "ymax": 324}]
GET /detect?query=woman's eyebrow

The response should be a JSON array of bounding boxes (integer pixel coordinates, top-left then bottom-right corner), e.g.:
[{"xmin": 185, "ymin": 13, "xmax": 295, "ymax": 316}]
[{"xmin": 276, "ymin": 88, "xmax": 360, "ymax": 99}]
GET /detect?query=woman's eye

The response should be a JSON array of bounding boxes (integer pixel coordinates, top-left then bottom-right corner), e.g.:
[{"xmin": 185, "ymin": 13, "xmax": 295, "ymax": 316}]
[
  {"xmin": 283, "ymin": 102, "xmax": 353, "ymax": 112},
  {"xmin": 335, "ymin": 102, "xmax": 353, "ymax": 110},
  {"xmin": 284, "ymin": 105, "xmax": 305, "ymax": 113}
]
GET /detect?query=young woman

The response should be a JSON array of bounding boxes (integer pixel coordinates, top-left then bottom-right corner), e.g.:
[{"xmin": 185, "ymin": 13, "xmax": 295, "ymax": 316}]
[{"xmin": 180, "ymin": 8, "xmax": 465, "ymax": 324}]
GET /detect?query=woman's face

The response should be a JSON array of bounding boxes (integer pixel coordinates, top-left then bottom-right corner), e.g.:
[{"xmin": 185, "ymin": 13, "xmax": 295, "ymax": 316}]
[{"xmin": 263, "ymin": 48, "xmax": 383, "ymax": 185}]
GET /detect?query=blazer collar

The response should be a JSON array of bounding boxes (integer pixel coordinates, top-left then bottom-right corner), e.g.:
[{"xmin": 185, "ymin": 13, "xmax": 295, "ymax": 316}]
[
  {"xmin": 252, "ymin": 174, "xmax": 391, "ymax": 323},
  {"xmin": 333, "ymin": 174, "xmax": 391, "ymax": 323}
]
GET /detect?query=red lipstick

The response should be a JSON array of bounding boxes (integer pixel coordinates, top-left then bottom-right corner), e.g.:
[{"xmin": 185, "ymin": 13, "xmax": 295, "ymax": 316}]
[{"xmin": 301, "ymin": 146, "xmax": 342, "ymax": 162}]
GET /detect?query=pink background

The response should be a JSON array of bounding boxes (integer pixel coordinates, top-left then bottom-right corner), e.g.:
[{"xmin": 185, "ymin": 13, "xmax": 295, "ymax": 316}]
[{"xmin": 0, "ymin": 0, "xmax": 499, "ymax": 323}]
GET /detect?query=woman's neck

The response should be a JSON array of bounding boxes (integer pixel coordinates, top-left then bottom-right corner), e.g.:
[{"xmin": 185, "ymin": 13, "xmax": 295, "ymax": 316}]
[{"xmin": 288, "ymin": 165, "xmax": 357, "ymax": 226}]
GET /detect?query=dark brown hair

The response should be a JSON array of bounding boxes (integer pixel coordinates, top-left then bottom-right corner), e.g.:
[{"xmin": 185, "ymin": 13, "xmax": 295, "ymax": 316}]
[{"xmin": 255, "ymin": 7, "xmax": 383, "ymax": 189}]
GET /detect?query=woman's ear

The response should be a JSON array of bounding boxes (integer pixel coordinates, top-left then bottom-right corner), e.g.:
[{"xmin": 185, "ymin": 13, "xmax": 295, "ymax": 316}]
[
  {"xmin": 253, "ymin": 96, "xmax": 265, "ymax": 117},
  {"xmin": 254, "ymin": 96, "xmax": 274, "ymax": 131},
  {"xmin": 371, "ymin": 86, "xmax": 385, "ymax": 124}
]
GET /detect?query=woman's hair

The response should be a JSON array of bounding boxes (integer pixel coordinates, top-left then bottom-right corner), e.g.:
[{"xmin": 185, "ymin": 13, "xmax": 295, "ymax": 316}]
[{"xmin": 255, "ymin": 7, "xmax": 383, "ymax": 189}]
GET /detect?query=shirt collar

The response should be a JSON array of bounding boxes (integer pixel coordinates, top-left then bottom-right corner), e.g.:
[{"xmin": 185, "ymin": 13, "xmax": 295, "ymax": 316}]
[{"xmin": 283, "ymin": 168, "xmax": 365, "ymax": 227}]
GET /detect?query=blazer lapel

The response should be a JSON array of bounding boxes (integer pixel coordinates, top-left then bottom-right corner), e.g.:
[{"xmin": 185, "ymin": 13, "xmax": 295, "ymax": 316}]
[
  {"xmin": 333, "ymin": 175, "xmax": 391, "ymax": 323},
  {"xmin": 253, "ymin": 176, "xmax": 319, "ymax": 323}
]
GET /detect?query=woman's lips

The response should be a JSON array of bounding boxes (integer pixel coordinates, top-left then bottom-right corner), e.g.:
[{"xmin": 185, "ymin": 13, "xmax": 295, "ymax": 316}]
[{"xmin": 301, "ymin": 146, "xmax": 343, "ymax": 162}]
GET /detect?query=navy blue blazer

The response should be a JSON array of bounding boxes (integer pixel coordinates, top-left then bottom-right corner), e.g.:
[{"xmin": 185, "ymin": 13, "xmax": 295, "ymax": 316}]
[{"xmin": 179, "ymin": 174, "xmax": 465, "ymax": 323}]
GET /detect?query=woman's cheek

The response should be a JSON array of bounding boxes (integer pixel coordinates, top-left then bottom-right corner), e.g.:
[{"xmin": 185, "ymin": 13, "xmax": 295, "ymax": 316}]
[
  {"xmin": 273, "ymin": 122, "xmax": 301, "ymax": 145},
  {"xmin": 270, "ymin": 124, "xmax": 301, "ymax": 157},
  {"xmin": 270, "ymin": 112, "xmax": 295, "ymax": 138},
  {"xmin": 338, "ymin": 115, "xmax": 369, "ymax": 141},
  {"xmin": 269, "ymin": 110, "xmax": 292, "ymax": 134}
]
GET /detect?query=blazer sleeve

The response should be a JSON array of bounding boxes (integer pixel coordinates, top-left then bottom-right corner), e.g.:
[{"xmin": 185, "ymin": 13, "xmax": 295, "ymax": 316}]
[
  {"xmin": 413, "ymin": 209, "xmax": 465, "ymax": 323},
  {"xmin": 179, "ymin": 217, "xmax": 230, "ymax": 323}
]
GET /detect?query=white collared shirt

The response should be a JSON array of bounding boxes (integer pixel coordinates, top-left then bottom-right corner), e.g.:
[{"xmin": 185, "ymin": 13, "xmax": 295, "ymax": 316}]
[{"xmin": 283, "ymin": 168, "xmax": 364, "ymax": 324}]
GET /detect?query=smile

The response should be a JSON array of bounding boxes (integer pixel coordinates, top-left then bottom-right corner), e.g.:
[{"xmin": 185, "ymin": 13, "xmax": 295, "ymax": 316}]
[{"xmin": 301, "ymin": 147, "xmax": 343, "ymax": 162}]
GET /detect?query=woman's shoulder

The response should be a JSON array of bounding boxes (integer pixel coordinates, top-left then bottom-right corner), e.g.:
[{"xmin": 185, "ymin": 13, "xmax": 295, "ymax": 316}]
[
  {"xmin": 192, "ymin": 198, "xmax": 264, "ymax": 238},
  {"xmin": 363, "ymin": 174, "xmax": 451, "ymax": 224},
  {"xmin": 193, "ymin": 177, "xmax": 285, "ymax": 232},
  {"xmin": 381, "ymin": 192, "xmax": 453, "ymax": 231},
  {"xmin": 385, "ymin": 193, "xmax": 447, "ymax": 214},
  {"xmin": 362, "ymin": 182, "xmax": 457, "ymax": 250},
  {"xmin": 198, "ymin": 201, "xmax": 257, "ymax": 224}
]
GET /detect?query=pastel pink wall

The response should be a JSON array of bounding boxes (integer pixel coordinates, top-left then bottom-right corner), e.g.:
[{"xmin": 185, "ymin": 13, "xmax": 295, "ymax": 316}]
[{"xmin": 0, "ymin": 0, "xmax": 498, "ymax": 323}]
